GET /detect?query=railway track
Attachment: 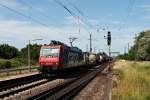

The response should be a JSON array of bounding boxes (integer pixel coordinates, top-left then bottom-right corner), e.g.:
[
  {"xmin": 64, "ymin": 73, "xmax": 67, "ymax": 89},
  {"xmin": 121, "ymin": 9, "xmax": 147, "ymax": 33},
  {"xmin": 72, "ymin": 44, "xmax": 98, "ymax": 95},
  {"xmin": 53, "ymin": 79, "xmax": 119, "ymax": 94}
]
[
  {"xmin": 0, "ymin": 73, "xmax": 43, "ymax": 92},
  {"xmin": 1, "ymin": 78, "xmax": 78, "ymax": 100},
  {"xmin": 0, "ymin": 63, "xmax": 110, "ymax": 100},
  {"xmin": 0, "ymin": 67, "xmax": 85, "ymax": 99},
  {"xmin": 30, "ymin": 64, "xmax": 106, "ymax": 100}
]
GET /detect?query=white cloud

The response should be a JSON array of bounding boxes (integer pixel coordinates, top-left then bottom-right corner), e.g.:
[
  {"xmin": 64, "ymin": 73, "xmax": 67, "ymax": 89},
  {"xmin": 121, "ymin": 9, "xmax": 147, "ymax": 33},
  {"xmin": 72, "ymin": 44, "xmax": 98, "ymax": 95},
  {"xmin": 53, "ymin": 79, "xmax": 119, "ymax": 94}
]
[
  {"xmin": 0, "ymin": 19, "xmax": 94, "ymax": 50},
  {"xmin": 88, "ymin": 19, "xmax": 99, "ymax": 25},
  {"xmin": 138, "ymin": 4, "xmax": 150, "ymax": 11},
  {"xmin": 65, "ymin": 16, "xmax": 99, "ymax": 26},
  {"xmin": 144, "ymin": 16, "xmax": 150, "ymax": 20},
  {"xmin": 111, "ymin": 20, "xmax": 123, "ymax": 25},
  {"xmin": 0, "ymin": 0, "xmax": 28, "ymax": 10},
  {"xmin": 65, "ymin": 16, "xmax": 78, "ymax": 24},
  {"xmin": 0, "ymin": 19, "xmax": 148, "ymax": 54}
]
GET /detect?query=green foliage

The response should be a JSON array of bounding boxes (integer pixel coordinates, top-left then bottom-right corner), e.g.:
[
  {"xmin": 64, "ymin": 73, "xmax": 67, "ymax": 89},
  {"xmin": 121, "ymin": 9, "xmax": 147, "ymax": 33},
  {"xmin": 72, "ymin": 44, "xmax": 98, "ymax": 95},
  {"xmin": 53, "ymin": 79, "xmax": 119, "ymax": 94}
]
[
  {"xmin": 0, "ymin": 44, "xmax": 19, "ymax": 59},
  {"xmin": 20, "ymin": 44, "xmax": 41, "ymax": 62},
  {"xmin": 0, "ymin": 43, "xmax": 41, "ymax": 69},
  {"xmin": 118, "ymin": 30, "xmax": 150, "ymax": 61},
  {"xmin": 4, "ymin": 61, "xmax": 11, "ymax": 69},
  {"xmin": 0, "ymin": 58, "xmax": 24, "ymax": 69},
  {"xmin": 146, "ymin": 45, "xmax": 150, "ymax": 56}
]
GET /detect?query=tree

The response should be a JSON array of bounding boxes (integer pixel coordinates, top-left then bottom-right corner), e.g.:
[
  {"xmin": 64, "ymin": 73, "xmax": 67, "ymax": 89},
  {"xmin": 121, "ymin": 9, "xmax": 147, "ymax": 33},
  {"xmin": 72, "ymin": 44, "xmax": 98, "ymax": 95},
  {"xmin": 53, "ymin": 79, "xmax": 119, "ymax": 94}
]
[
  {"xmin": 118, "ymin": 30, "xmax": 150, "ymax": 61},
  {"xmin": 20, "ymin": 44, "xmax": 41, "ymax": 61},
  {"xmin": 0, "ymin": 44, "xmax": 19, "ymax": 59}
]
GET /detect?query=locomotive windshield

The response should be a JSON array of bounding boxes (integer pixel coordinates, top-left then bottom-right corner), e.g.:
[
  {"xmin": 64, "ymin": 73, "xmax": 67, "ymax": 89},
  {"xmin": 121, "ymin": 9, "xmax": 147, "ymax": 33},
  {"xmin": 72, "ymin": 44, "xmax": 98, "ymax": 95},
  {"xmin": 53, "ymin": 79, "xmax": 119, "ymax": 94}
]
[{"xmin": 40, "ymin": 47, "xmax": 59, "ymax": 57}]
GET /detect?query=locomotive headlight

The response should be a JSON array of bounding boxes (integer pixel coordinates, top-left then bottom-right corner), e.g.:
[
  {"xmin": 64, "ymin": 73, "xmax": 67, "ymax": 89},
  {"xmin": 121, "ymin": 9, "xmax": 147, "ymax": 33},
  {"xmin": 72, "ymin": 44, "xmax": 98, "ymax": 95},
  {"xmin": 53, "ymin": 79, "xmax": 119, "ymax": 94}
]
[{"xmin": 56, "ymin": 62, "xmax": 58, "ymax": 65}]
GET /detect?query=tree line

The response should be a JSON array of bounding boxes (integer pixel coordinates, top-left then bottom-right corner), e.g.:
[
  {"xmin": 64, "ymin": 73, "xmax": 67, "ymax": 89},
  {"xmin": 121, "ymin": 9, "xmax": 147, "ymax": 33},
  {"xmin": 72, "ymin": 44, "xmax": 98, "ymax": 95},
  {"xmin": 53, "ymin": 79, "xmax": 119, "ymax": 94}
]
[
  {"xmin": 118, "ymin": 30, "xmax": 150, "ymax": 61},
  {"xmin": 0, "ymin": 44, "xmax": 41, "ymax": 68}
]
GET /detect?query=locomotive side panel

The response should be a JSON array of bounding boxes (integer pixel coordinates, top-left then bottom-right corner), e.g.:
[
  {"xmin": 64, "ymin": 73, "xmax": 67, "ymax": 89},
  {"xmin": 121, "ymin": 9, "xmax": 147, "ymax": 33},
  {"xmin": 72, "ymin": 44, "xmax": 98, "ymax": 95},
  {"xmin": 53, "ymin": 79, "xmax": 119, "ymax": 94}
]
[{"xmin": 63, "ymin": 47, "xmax": 84, "ymax": 68}]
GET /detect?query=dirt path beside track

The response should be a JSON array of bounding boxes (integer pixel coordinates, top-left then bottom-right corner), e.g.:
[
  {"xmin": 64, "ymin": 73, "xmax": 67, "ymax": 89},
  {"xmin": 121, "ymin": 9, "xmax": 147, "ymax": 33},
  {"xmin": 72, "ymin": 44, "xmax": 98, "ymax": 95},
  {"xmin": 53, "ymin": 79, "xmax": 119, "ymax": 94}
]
[{"xmin": 73, "ymin": 62, "xmax": 114, "ymax": 100}]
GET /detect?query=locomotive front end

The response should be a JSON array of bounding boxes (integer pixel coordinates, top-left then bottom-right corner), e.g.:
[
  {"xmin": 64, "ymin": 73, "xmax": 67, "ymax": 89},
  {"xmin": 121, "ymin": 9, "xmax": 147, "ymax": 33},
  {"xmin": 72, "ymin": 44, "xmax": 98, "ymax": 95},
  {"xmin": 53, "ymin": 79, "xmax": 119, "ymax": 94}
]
[{"xmin": 39, "ymin": 45, "xmax": 61, "ymax": 71}]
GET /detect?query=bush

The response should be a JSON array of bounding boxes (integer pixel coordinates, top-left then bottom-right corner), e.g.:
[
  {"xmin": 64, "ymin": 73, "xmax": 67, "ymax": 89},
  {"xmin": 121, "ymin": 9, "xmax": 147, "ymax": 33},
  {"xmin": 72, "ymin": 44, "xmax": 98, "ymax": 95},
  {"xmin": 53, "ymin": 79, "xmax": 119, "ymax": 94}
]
[
  {"xmin": 0, "ymin": 62, "xmax": 5, "ymax": 69},
  {"xmin": 4, "ymin": 61, "xmax": 11, "ymax": 68},
  {"xmin": 0, "ymin": 58, "xmax": 38, "ymax": 69},
  {"xmin": 0, "ymin": 59, "xmax": 24, "ymax": 69},
  {"xmin": 0, "ymin": 44, "xmax": 19, "ymax": 59},
  {"xmin": 11, "ymin": 59, "xmax": 22, "ymax": 67}
]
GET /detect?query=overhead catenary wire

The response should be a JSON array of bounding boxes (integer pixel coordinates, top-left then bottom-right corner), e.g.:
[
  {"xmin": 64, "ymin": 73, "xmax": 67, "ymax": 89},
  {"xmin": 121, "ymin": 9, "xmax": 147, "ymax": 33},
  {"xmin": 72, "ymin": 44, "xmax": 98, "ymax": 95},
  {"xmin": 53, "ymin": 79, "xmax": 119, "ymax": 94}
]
[
  {"xmin": 54, "ymin": 0, "xmax": 94, "ymax": 32},
  {"xmin": 59, "ymin": 0, "xmax": 112, "ymax": 52},
  {"xmin": 54, "ymin": 0, "xmax": 77, "ymax": 20},
  {"xmin": 0, "ymin": 3, "xmax": 49, "ymax": 27},
  {"xmin": 53, "ymin": 0, "xmax": 92, "ymax": 39},
  {"xmin": 118, "ymin": 0, "xmax": 135, "ymax": 31},
  {"xmin": 66, "ymin": 0, "xmax": 109, "ymax": 36},
  {"xmin": 57, "ymin": 0, "xmax": 104, "ymax": 50},
  {"xmin": 0, "ymin": 2, "xmax": 68, "ymax": 40},
  {"xmin": 65, "ymin": 0, "xmax": 97, "ymax": 29},
  {"xmin": 19, "ymin": 0, "xmax": 56, "ymax": 21},
  {"xmin": 65, "ymin": 0, "xmax": 84, "ymax": 16}
]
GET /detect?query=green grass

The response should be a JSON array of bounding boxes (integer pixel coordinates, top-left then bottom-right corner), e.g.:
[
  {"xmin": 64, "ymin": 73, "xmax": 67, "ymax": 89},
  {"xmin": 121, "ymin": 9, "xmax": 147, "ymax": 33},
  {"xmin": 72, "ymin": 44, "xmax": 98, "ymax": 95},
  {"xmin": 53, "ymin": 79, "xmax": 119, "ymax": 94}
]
[
  {"xmin": 0, "ymin": 58, "xmax": 23, "ymax": 69},
  {"xmin": 112, "ymin": 60, "xmax": 150, "ymax": 100},
  {"xmin": 0, "ymin": 58, "xmax": 38, "ymax": 69}
]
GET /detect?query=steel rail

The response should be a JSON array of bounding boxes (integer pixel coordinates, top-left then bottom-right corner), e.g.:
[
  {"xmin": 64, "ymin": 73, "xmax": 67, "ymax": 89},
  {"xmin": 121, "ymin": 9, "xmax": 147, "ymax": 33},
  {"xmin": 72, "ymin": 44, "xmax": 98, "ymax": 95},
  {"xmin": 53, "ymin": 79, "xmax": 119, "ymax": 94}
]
[
  {"xmin": 0, "ymin": 79, "xmax": 51, "ymax": 99},
  {"xmin": 0, "ymin": 66, "xmax": 39, "ymax": 73},
  {"xmin": 0, "ymin": 73, "xmax": 42, "ymax": 92},
  {"xmin": 30, "ymin": 64, "xmax": 107, "ymax": 100}
]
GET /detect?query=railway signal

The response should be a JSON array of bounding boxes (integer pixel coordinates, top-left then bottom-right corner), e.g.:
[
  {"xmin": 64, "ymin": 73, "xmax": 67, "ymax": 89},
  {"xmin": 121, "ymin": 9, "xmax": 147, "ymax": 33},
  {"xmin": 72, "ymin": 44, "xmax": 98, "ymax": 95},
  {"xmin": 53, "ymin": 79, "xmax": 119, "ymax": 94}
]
[
  {"xmin": 104, "ymin": 31, "xmax": 112, "ymax": 57},
  {"xmin": 107, "ymin": 31, "xmax": 111, "ymax": 46}
]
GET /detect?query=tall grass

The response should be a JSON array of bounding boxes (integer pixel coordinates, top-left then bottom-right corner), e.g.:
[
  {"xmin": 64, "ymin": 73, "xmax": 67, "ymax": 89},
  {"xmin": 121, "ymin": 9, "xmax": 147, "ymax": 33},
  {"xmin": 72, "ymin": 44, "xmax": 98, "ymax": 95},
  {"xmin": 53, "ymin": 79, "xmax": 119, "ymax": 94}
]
[
  {"xmin": 0, "ymin": 58, "xmax": 39, "ymax": 69},
  {"xmin": 112, "ymin": 60, "xmax": 150, "ymax": 100}
]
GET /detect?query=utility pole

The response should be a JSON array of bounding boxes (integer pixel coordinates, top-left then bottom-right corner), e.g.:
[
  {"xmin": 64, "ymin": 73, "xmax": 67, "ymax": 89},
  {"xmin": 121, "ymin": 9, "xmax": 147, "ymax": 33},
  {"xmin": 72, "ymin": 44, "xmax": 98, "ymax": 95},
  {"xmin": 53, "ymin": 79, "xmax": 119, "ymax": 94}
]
[
  {"xmin": 108, "ymin": 46, "xmax": 111, "ymax": 56},
  {"xmin": 94, "ymin": 47, "xmax": 96, "ymax": 53},
  {"xmin": 86, "ymin": 44, "xmax": 88, "ymax": 52},
  {"xmin": 134, "ymin": 34, "xmax": 137, "ymax": 61},
  {"xmin": 128, "ymin": 43, "xmax": 130, "ymax": 53},
  {"xmin": 68, "ymin": 37, "xmax": 77, "ymax": 47},
  {"xmin": 124, "ymin": 46, "xmax": 126, "ymax": 54},
  {"xmin": 77, "ymin": 16, "xmax": 80, "ymax": 33},
  {"xmin": 28, "ymin": 39, "xmax": 43, "ymax": 72},
  {"xmin": 104, "ymin": 31, "xmax": 112, "ymax": 72},
  {"xmin": 89, "ymin": 34, "xmax": 92, "ymax": 53},
  {"xmin": 88, "ymin": 34, "xmax": 98, "ymax": 53},
  {"xmin": 28, "ymin": 40, "xmax": 31, "ymax": 72}
]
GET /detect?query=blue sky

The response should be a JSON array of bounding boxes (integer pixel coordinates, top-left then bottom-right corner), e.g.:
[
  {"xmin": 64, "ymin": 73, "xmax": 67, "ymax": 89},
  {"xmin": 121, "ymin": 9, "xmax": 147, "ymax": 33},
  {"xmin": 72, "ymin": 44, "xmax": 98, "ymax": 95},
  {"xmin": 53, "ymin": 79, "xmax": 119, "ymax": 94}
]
[{"xmin": 0, "ymin": 0, "xmax": 150, "ymax": 54}]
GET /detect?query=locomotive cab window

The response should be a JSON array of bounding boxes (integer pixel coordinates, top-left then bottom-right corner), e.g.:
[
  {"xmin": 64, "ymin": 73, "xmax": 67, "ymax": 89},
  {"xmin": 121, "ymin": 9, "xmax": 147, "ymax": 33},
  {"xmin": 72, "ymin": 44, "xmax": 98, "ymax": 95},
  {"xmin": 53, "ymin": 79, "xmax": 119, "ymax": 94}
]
[{"xmin": 41, "ymin": 48, "xmax": 60, "ymax": 57}]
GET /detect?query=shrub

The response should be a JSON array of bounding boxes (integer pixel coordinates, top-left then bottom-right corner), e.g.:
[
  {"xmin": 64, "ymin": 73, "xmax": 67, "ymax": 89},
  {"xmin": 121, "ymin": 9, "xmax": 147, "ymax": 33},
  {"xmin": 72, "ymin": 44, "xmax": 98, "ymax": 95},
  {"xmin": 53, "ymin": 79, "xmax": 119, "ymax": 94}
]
[{"xmin": 4, "ymin": 61, "xmax": 11, "ymax": 68}]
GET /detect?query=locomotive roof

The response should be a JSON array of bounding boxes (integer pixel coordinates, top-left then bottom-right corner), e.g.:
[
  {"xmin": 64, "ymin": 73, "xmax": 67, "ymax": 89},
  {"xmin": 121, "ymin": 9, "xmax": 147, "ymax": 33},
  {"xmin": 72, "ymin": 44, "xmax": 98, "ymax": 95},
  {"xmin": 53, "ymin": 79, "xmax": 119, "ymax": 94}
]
[
  {"xmin": 50, "ymin": 40, "xmax": 68, "ymax": 46},
  {"xmin": 42, "ymin": 40, "xmax": 82, "ymax": 53},
  {"xmin": 70, "ymin": 46, "xmax": 82, "ymax": 53}
]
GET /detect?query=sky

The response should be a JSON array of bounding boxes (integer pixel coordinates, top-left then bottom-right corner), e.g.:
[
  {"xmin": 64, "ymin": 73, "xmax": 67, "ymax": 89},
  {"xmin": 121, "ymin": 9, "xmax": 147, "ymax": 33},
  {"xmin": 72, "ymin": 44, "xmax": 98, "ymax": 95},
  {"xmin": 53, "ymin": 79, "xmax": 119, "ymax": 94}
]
[{"xmin": 0, "ymin": 0, "xmax": 150, "ymax": 54}]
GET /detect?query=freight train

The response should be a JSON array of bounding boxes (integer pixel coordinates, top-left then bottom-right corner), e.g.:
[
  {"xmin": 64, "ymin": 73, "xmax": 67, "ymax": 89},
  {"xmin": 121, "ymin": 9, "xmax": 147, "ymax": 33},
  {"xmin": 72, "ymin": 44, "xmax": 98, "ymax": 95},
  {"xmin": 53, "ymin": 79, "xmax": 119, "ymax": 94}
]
[{"xmin": 39, "ymin": 40, "xmax": 110, "ymax": 75}]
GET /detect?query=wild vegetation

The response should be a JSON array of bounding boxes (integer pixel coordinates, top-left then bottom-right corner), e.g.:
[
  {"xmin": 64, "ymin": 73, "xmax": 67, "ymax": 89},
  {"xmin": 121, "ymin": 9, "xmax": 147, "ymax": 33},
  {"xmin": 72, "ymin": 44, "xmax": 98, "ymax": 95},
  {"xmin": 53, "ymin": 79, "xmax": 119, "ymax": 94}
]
[
  {"xmin": 112, "ymin": 60, "xmax": 150, "ymax": 100},
  {"xmin": 118, "ymin": 30, "xmax": 150, "ymax": 61},
  {"xmin": 0, "ymin": 44, "xmax": 41, "ymax": 69}
]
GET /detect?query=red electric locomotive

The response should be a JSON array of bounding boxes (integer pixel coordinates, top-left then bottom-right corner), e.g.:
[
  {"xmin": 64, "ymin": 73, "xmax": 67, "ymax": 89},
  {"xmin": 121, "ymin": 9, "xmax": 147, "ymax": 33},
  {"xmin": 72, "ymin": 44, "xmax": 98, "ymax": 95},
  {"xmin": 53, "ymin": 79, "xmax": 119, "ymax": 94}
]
[{"xmin": 39, "ymin": 40, "xmax": 84, "ymax": 74}]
